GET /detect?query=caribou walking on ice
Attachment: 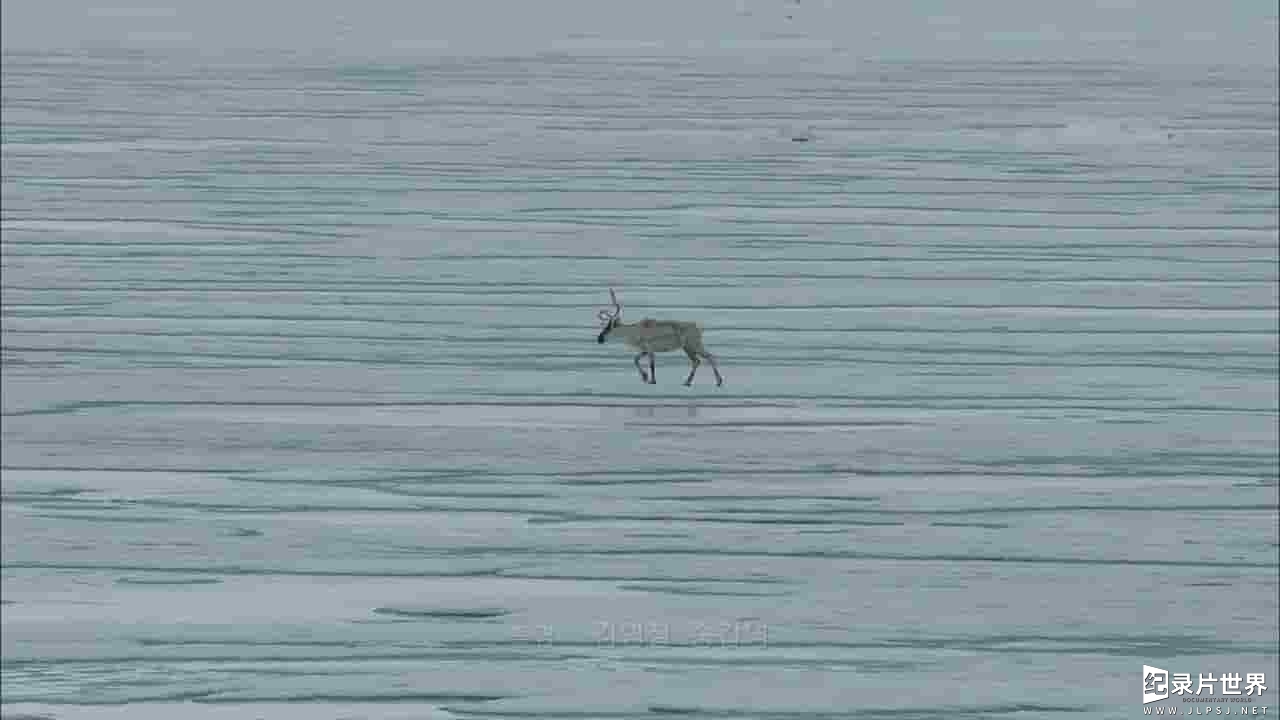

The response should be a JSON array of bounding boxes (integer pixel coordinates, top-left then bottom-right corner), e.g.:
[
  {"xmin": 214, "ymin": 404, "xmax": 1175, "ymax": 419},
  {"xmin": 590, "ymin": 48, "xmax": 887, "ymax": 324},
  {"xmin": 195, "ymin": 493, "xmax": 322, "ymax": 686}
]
[{"xmin": 595, "ymin": 288, "xmax": 724, "ymax": 387}]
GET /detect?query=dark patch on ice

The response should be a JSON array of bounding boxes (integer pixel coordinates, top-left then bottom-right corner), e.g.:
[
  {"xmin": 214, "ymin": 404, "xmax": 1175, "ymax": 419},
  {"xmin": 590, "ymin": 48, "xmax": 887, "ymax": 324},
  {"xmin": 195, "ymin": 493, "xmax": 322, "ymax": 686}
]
[
  {"xmin": 30, "ymin": 513, "xmax": 176, "ymax": 524},
  {"xmin": 1, "ymin": 487, "xmax": 90, "ymax": 500},
  {"xmin": 4, "ymin": 561, "xmax": 519, "ymax": 578},
  {"xmin": 372, "ymin": 606, "xmax": 511, "ymax": 620},
  {"xmin": 380, "ymin": 488, "xmax": 556, "ymax": 500},
  {"xmin": 220, "ymin": 665, "xmax": 379, "ymax": 678},
  {"xmin": 115, "ymin": 576, "xmax": 222, "ymax": 586},
  {"xmin": 624, "ymin": 420, "xmax": 919, "ymax": 429},
  {"xmin": 499, "ymin": 569, "xmax": 791, "ymax": 584},
  {"xmin": 618, "ymin": 583, "xmax": 791, "ymax": 597},
  {"xmin": 489, "ymin": 547, "xmax": 1272, "ymax": 569},
  {"xmin": 651, "ymin": 494, "xmax": 880, "ymax": 502},
  {"xmin": 645, "ymin": 704, "xmax": 1091, "ymax": 717},
  {"xmin": 735, "ymin": 657, "xmax": 933, "ymax": 673},
  {"xmin": 134, "ymin": 637, "xmax": 364, "ymax": 648},
  {"xmin": 836, "ymin": 519, "xmax": 907, "ymax": 527},
  {"xmin": 882, "ymin": 631, "xmax": 1268, "ymax": 657},
  {"xmin": 553, "ymin": 475, "xmax": 715, "ymax": 486},
  {"xmin": 229, "ymin": 527, "xmax": 264, "ymax": 537},
  {"xmin": 930, "ymin": 521, "xmax": 1011, "ymax": 530},
  {"xmin": 198, "ymin": 691, "xmax": 508, "ymax": 703},
  {"xmin": 532, "ymin": 511, "xmax": 904, "ymax": 526}
]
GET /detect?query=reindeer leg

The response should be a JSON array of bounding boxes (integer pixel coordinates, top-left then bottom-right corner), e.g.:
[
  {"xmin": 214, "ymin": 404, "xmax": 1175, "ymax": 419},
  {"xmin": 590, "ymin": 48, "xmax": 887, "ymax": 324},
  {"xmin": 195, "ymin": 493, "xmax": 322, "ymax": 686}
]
[
  {"xmin": 702, "ymin": 352, "xmax": 723, "ymax": 387},
  {"xmin": 634, "ymin": 352, "xmax": 649, "ymax": 383},
  {"xmin": 683, "ymin": 348, "xmax": 700, "ymax": 386},
  {"xmin": 648, "ymin": 353, "xmax": 657, "ymax": 384}
]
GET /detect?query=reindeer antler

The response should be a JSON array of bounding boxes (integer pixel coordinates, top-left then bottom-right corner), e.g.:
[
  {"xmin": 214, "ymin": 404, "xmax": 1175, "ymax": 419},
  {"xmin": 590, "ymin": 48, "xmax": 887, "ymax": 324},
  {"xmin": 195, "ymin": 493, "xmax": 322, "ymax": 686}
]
[{"xmin": 597, "ymin": 287, "xmax": 621, "ymax": 323}]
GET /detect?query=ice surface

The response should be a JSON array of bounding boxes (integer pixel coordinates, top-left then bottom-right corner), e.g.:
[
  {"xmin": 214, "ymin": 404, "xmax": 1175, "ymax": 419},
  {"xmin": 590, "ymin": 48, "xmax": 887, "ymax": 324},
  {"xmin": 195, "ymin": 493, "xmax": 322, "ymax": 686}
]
[{"xmin": 2, "ymin": 6, "xmax": 1278, "ymax": 718}]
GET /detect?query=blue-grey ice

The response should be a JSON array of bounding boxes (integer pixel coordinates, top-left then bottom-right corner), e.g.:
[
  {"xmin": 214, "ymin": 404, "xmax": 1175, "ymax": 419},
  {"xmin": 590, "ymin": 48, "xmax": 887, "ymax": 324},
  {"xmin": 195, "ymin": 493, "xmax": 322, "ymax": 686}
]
[{"xmin": 2, "ymin": 0, "xmax": 1277, "ymax": 718}]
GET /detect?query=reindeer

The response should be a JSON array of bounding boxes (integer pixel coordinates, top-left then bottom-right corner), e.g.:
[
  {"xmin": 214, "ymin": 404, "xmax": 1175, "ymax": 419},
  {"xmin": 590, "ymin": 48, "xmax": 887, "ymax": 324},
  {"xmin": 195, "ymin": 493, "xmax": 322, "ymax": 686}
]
[{"xmin": 595, "ymin": 288, "xmax": 724, "ymax": 387}]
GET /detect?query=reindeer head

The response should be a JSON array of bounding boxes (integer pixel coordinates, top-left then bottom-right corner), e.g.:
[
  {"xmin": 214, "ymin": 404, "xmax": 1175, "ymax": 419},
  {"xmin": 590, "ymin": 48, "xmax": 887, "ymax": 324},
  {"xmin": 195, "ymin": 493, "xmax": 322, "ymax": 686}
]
[{"xmin": 596, "ymin": 288, "xmax": 621, "ymax": 343}]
